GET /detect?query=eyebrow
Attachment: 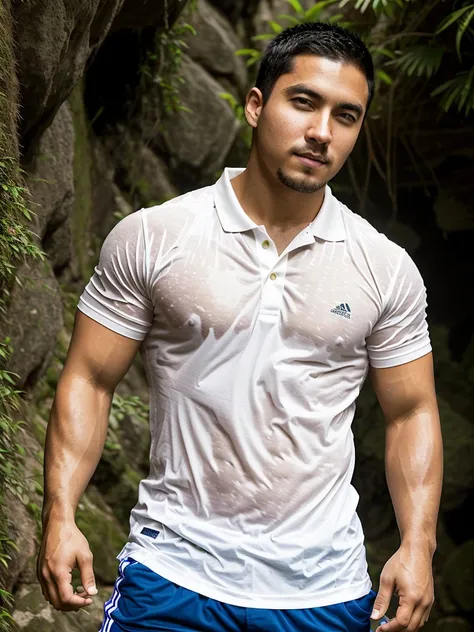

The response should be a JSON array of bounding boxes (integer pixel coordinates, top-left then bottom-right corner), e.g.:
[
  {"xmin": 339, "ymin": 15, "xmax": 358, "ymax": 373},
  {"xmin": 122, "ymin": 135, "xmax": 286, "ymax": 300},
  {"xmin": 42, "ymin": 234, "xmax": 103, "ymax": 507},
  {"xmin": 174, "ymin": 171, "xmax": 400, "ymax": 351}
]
[{"xmin": 284, "ymin": 84, "xmax": 365, "ymax": 119}]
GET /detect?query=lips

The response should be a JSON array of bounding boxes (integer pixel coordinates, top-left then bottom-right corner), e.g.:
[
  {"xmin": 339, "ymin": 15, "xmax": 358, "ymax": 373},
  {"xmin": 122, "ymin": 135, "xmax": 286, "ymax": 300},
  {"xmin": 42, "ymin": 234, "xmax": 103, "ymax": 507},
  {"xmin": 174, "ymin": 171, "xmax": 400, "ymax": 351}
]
[{"xmin": 295, "ymin": 153, "xmax": 328, "ymax": 166}]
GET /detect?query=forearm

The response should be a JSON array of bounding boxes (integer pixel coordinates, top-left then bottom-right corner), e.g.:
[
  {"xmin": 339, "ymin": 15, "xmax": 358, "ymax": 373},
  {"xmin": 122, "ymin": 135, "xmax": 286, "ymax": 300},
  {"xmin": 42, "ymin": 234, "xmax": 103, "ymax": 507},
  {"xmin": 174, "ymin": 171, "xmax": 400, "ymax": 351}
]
[
  {"xmin": 385, "ymin": 404, "xmax": 443, "ymax": 553},
  {"xmin": 42, "ymin": 371, "xmax": 112, "ymax": 525}
]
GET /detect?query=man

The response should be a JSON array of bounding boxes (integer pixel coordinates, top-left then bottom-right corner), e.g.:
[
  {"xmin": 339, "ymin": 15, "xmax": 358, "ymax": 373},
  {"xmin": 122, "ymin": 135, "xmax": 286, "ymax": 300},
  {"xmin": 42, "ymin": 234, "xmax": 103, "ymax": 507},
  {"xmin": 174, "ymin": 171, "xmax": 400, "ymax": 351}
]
[{"xmin": 37, "ymin": 21, "xmax": 443, "ymax": 632}]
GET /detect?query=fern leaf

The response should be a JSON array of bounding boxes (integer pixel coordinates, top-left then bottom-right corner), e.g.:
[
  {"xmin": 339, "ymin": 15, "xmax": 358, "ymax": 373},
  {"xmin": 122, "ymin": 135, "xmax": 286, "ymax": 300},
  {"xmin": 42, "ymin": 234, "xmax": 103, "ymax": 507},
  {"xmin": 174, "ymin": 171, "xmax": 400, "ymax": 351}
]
[
  {"xmin": 436, "ymin": 4, "xmax": 474, "ymax": 35},
  {"xmin": 342, "ymin": 0, "xmax": 408, "ymax": 15},
  {"xmin": 455, "ymin": 7, "xmax": 474, "ymax": 58},
  {"xmin": 393, "ymin": 45, "xmax": 444, "ymax": 78},
  {"xmin": 432, "ymin": 68, "xmax": 474, "ymax": 116},
  {"xmin": 373, "ymin": 47, "xmax": 397, "ymax": 60}
]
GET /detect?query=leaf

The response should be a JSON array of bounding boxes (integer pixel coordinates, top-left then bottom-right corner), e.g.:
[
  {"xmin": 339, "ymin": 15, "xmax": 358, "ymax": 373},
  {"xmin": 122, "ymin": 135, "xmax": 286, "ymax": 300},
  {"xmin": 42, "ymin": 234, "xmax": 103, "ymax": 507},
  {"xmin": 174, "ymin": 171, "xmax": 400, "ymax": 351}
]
[
  {"xmin": 327, "ymin": 13, "xmax": 345, "ymax": 23},
  {"xmin": 269, "ymin": 20, "xmax": 283, "ymax": 33},
  {"xmin": 252, "ymin": 33, "xmax": 276, "ymax": 41},
  {"xmin": 276, "ymin": 13, "xmax": 300, "ymax": 25},
  {"xmin": 235, "ymin": 48, "xmax": 261, "ymax": 56},
  {"xmin": 219, "ymin": 92, "xmax": 238, "ymax": 108},
  {"xmin": 373, "ymin": 47, "xmax": 396, "ymax": 60},
  {"xmin": 432, "ymin": 68, "xmax": 474, "ymax": 116},
  {"xmin": 392, "ymin": 44, "xmax": 444, "ymax": 78},
  {"xmin": 455, "ymin": 7, "xmax": 474, "ymax": 59},
  {"xmin": 235, "ymin": 48, "xmax": 262, "ymax": 65},
  {"xmin": 354, "ymin": 0, "xmax": 373, "ymax": 13},
  {"xmin": 436, "ymin": 4, "xmax": 474, "ymax": 35},
  {"xmin": 247, "ymin": 57, "xmax": 261, "ymax": 67},
  {"xmin": 376, "ymin": 69, "xmax": 393, "ymax": 85},
  {"xmin": 287, "ymin": 0, "xmax": 304, "ymax": 14},
  {"xmin": 342, "ymin": 0, "xmax": 408, "ymax": 15},
  {"xmin": 305, "ymin": 0, "xmax": 337, "ymax": 21}
]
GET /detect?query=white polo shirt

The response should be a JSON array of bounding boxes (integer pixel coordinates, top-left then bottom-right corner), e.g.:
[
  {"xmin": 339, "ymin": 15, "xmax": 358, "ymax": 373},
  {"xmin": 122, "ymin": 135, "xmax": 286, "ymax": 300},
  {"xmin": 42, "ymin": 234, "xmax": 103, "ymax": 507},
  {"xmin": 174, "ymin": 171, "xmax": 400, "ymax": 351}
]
[{"xmin": 78, "ymin": 167, "xmax": 431, "ymax": 609}]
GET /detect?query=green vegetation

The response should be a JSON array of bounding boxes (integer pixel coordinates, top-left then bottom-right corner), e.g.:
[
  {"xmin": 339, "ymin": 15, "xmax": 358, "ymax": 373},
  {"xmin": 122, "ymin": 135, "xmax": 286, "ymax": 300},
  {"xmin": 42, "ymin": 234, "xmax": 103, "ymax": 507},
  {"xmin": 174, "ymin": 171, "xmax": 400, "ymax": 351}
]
[
  {"xmin": 68, "ymin": 81, "xmax": 94, "ymax": 281},
  {"xmin": 237, "ymin": 0, "xmax": 474, "ymax": 116},
  {"xmin": 103, "ymin": 393, "xmax": 150, "ymax": 463},
  {"xmin": 0, "ymin": 2, "xmax": 45, "ymax": 628},
  {"xmin": 219, "ymin": 92, "xmax": 253, "ymax": 148},
  {"xmin": 232, "ymin": 0, "xmax": 474, "ymax": 218},
  {"xmin": 154, "ymin": 20, "xmax": 197, "ymax": 115},
  {"xmin": 140, "ymin": 4, "xmax": 197, "ymax": 118},
  {"xmin": 0, "ymin": 341, "xmax": 28, "ymax": 631}
]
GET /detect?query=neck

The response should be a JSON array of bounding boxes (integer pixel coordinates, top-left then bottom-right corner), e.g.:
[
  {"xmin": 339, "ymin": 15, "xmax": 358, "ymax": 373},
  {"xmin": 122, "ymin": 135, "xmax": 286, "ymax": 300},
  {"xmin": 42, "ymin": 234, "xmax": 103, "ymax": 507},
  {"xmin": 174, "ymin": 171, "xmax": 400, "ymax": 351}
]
[{"xmin": 231, "ymin": 151, "xmax": 326, "ymax": 231}]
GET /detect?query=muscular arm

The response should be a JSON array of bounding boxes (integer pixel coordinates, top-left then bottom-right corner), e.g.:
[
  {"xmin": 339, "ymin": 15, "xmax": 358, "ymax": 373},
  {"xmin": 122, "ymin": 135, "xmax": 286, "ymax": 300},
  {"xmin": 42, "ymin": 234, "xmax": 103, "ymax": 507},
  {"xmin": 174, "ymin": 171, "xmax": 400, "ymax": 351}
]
[
  {"xmin": 38, "ymin": 311, "xmax": 142, "ymax": 610},
  {"xmin": 370, "ymin": 353, "xmax": 443, "ymax": 631}
]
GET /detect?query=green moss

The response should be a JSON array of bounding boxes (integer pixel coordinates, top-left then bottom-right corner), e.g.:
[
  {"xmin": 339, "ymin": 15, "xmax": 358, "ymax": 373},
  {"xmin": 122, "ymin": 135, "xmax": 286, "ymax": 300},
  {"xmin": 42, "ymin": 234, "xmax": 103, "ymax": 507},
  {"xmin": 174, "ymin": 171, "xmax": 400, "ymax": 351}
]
[
  {"xmin": 0, "ymin": 21, "xmax": 44, "ymax": 621},
  {"xmin": 75, "ymin": 493, "xmax": 127, "ymax": 584},
  {"xmin": 100, "ymin": 465, "xmax": 142, "ymax": 530},
  {"xmin": 26, "ymin": 502, "xmax": 42, "ymax": 539},
  {"xmin": 30, "ymin": 415, "xmax": 47, "ymax": 447},
  {"xmin": 124, "ymin": 464, "xmax": 142, "ymax": 486},
  {"xmin": 68, "ymin": 81, "xmax": 93, "ymax": 282},
  {"xmin": 12, "ymin": 583, "xmax": 112, "ymax": 632}
]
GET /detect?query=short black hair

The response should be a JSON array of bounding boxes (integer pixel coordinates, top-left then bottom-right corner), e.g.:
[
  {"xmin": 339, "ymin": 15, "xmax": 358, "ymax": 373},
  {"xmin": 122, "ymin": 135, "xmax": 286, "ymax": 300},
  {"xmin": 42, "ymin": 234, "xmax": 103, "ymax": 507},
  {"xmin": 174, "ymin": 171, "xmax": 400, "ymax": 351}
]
[{"xmin": 255, "ymin": 22, "xmax": 375, "ymax": 111}]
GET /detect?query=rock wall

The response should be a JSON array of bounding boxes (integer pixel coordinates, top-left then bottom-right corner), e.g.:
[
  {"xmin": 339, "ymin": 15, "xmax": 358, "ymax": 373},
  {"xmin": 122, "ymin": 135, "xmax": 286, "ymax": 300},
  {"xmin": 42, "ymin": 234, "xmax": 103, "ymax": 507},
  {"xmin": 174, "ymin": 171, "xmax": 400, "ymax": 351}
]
[{"xmin": 1, "ymin": 1, "xmax": 473, "ymax": 630}]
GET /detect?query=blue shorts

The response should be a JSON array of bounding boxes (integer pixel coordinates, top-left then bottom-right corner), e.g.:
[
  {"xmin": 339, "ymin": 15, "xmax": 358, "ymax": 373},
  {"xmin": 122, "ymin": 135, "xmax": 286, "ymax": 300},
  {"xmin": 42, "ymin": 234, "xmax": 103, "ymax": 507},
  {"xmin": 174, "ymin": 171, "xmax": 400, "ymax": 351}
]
[{"xmin": 100, "ymin": 558, "xmax": 376, "ymax": 632}]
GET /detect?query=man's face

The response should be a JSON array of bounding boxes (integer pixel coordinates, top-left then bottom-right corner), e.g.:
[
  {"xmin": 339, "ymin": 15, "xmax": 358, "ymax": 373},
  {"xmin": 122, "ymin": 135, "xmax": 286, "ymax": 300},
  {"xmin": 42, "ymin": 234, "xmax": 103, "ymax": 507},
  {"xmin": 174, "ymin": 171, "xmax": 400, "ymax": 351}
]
[{"xmin": 246, "ymin": 55, "xmax": 369, "ymax": 194}]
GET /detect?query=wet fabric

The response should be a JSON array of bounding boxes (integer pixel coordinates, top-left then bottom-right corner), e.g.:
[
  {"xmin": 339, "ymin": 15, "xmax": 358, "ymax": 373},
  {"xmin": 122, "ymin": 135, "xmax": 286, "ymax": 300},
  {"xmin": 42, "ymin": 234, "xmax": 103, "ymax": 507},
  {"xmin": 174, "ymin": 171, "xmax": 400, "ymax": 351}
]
[{"xmin": 79, "ymin": 168, "xmax": 431, "ymax": 609}]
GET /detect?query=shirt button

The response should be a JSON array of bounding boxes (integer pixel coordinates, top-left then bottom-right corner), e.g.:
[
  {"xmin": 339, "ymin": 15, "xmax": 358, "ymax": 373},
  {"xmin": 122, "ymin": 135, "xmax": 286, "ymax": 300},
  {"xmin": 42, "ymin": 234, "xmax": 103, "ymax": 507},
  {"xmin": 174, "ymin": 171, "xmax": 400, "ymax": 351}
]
[
  {"xmin": 262, "ymin": 240, "xmax": 270, "ymax": 249},
  {"xmin": 270, "ymin": 272, "xmax": 277, "ymax": 281}
]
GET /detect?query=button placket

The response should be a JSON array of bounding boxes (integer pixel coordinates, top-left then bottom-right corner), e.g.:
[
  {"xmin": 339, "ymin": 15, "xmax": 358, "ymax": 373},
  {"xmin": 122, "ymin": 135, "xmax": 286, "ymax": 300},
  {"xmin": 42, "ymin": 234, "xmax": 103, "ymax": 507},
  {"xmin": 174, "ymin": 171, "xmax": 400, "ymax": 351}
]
[
  {"xmin": 254, "ymin": 229, "xmax": 277, "ymax": 276},
  {"xmin": 259, "ymin": 260, "xmax": 286, "ymax": 320},
  {"xmin": 252, "ymin": 228, "xmax": 284, "ymax": 320}
]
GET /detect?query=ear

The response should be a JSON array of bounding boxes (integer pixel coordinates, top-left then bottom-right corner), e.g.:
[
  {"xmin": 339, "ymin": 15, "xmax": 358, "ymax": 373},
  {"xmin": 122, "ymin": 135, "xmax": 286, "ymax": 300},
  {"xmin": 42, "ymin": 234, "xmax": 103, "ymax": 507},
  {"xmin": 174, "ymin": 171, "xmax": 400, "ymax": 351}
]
[{"xmin": 244, "ymin": 87, "xmax": 264, "ymax": 129}]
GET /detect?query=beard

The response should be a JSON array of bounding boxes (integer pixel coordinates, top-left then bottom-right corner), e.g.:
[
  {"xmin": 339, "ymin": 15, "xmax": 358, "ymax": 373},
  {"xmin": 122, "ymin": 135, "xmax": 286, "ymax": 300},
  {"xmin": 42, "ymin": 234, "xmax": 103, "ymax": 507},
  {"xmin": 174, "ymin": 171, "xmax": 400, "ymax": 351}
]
[{"xmin": 276, "ymin": 166, "xmax": 326, "ymax": 194}]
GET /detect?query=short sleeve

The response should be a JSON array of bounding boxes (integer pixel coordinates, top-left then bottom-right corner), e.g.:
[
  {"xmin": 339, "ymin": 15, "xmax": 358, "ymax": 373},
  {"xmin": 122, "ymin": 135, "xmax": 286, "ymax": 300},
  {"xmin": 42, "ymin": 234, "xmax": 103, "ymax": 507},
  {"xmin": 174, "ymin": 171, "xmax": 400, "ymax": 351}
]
[
  {"xmin": 78, "ymin": 210, "xmax": 153, "ymax": 340},
  {"xmin": 367, "ymin": 250, "xmax": 432, "ymax": 368}
]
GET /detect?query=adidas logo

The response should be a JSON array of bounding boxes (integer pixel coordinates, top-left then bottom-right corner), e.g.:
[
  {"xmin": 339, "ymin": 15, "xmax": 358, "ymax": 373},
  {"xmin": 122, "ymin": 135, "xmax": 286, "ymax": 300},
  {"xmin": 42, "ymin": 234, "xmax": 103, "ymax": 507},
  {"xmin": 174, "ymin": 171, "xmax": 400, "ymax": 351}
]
[{"xmin": 330, "ymin": 303, "xmax": 351, "ymax": 320}]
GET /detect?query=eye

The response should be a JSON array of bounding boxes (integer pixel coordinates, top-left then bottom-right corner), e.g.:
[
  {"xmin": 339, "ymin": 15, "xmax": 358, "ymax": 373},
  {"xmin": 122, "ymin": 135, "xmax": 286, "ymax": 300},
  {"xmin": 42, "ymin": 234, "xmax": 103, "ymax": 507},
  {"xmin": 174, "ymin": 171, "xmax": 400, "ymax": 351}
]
[
  {"xmin": 338, "ymin": 112, "xmax": 357, "ymax": 124},
  {"xmin": 292, "ymin": 97, "xmax": 313, "ymax": 108}
]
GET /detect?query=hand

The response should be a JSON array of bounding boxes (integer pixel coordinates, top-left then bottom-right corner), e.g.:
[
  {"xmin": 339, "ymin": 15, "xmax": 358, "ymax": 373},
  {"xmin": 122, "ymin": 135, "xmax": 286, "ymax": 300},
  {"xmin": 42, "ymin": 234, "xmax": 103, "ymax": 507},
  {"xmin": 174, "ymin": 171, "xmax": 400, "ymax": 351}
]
[
  {"xmin": 37, "ymin": 518, "xmax": 97, "ymax": 611},
  {"xmin": 371, "ymin": 543, "xmax": 434, "ymax": 632}
]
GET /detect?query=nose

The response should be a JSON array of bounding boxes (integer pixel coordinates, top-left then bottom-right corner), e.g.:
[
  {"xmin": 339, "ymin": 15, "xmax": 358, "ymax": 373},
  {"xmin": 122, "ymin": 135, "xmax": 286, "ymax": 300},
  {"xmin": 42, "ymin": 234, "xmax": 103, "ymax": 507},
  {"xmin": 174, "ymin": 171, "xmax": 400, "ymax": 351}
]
[{"xmin": 305, "ymin": 109, "xmax": 332, "ymax": 146}]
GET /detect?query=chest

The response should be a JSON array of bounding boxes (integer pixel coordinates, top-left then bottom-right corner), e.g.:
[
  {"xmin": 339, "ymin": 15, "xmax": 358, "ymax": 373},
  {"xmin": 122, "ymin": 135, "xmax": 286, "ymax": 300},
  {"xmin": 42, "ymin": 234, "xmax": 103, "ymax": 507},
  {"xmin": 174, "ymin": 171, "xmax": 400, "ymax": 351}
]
[{"xmin": 149, "ymin": 233, "xmax": 382, "ymax": 352}]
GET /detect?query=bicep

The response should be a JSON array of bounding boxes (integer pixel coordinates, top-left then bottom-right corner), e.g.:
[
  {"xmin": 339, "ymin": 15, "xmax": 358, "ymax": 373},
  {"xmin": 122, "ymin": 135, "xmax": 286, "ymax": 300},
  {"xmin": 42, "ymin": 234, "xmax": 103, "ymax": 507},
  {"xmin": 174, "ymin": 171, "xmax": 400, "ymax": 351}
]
[
  {"xmin": 61, "ymin": 310, "xmax": 142, "ymax": 393},
  {"xmin": 370, "ymin": 353, "xmax": 437, "ymax": 422}
]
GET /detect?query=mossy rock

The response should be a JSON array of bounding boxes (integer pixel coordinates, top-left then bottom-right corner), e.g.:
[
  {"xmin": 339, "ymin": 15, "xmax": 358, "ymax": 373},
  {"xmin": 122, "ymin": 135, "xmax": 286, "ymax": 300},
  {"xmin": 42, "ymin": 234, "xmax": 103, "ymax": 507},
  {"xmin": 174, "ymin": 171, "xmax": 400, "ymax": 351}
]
[
  {"xmin": 441, "ymin": 540, "xmax": 474, "ymax": 612},
  {"xmin": 12, "ymin": 583, "xmax": 111, "ymax": 632},
  {"xmin": 437, "ymin": 397, "xmax": 474, "ymax": 512},
  {"xmin": 30, "ymin": 414, "xmax": 47, "ymax": 447},
  {"xmin": 100, "ymin": 465, "xmax": 141, "ymax": 530},
  {"xmin": 75, "ymin": 491, "xmax": 126, "ymax": 584}
]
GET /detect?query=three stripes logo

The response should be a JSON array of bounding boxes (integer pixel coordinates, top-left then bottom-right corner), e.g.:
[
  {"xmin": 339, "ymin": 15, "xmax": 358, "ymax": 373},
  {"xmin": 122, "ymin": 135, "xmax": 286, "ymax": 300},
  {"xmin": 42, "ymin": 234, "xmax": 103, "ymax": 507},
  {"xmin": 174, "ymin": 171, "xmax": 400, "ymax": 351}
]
[{"xmin": 330, "ymin": 303, "xmax": 351, "ymax": 320}]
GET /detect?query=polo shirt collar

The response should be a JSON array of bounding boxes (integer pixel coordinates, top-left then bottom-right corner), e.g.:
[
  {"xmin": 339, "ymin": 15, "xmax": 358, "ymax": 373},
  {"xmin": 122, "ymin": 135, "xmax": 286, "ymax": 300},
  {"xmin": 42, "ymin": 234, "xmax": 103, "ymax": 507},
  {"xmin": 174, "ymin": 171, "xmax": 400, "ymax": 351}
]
[
  {"xmin": 213, "ymin": 167, "xmax": 346, "ymax": 242},
  {"xmin": 213, "ymin": 168, "xmax": 257, "ymax": 233},
  {"xmin": 309, "ymin": 182, "xmax": 346, "ymax": 242}
]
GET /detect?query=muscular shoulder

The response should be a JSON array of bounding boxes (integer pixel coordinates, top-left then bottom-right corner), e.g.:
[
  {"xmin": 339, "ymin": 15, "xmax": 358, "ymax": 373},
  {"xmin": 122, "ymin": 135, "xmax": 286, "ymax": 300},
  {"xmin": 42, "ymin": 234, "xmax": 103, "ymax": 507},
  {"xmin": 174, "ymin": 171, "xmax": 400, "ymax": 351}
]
[
  {"xmin": 340, "ymin": 201, "xmax": 404, "ymax": 260},
  {"xmin": 339, "ymin": 201, "xmax": 412, "ymax": 284},
  {"xmin": 141, "ymin": 185, "xmax": 214, "ymax": 247}
]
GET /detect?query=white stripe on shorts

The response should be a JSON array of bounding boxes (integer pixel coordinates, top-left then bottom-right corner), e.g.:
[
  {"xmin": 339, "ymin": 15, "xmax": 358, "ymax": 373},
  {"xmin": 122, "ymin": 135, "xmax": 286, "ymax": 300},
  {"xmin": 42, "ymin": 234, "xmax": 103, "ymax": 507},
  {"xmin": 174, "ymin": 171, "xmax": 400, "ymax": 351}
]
[{"xmin": 99, "ymin": 558, "xmax": 133, "ymax": 632}]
